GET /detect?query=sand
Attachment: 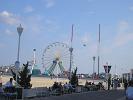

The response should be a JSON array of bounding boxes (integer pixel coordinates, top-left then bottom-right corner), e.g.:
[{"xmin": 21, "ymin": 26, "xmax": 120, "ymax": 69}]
[{"xmin": 1, "ymin": 75, "xmax": 105, "ymax": 88}]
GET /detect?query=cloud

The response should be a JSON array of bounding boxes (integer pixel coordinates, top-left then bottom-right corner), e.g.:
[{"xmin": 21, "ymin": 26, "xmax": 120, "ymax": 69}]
[
  {"xmin": 81, "ymin": 34, "xmax": 92, "ymax": 45},
  {"xmin": 5, "ymin": 29, "xmax": 14, "ymax": 35},
  {"xmin": 89, "ymin": 43, "xmax": 97, "ymax": 55},
  {"xmin": 0, "ymin": 43, "xmax": 5, "ymax": 48},
  {"xmin": 117, "ymin": 21, "xmax": 128, "ymax": 33},
  {"xmin": 44, "ymin": 19, "xmax": 59, "ymax": 32},
  {"xmin": 24, "ymin": 6, "xmax": 34, "ymax": 13},
  {"xmin": 22, "ymin": 15, "xmax": 59, "ymax": 37},
  {"xmin": 43, "ymin": 0, "xmax": 55, "ymax": 8},
  {"xmin": 0, "ymin": 11, "xmax": 20, "ymax": 26},
  {"xmin": 81, "ymin": 35, "xmax": 90, "ymax": 44},
  {"xmin": 79, "ymin": 33, "xmax": 98, "ymax": 56},
  {"xmin": 129, "ymin": 6, "xmax": 133, "ymax": 11},
  {"xmin": 115, "ymin": 32, "xmax": 133, "ymax": 47},
  {"xmin": 87, "ymin": 0, "xmax": 93, "ymax": 2},
  {"xmin": 81, "ymin": 36, "xmax": 88, "ymax": 43},
  {"xmin": 99, "ymin": 21, "xmax": 133, "ymax": 55},
  {"xmin": 88, "ymin": 11, "xmax": 95, "ymax": 16},
  {"xmin": 45, "ymin": 19, "xmax": 53, "ymax": 24},
  {"xmin": 114, "ymin": 20, "xmax": 133, "ymax": 47}
]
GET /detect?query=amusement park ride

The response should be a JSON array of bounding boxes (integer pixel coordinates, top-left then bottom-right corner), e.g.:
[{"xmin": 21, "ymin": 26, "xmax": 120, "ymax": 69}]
[
  {"xmin": 42, "ymin": 42, "xmax": 70, "ymax": 77},
  {"xmin": 30, "ymin": 25, "xmax": 75, "ymax": 79}
]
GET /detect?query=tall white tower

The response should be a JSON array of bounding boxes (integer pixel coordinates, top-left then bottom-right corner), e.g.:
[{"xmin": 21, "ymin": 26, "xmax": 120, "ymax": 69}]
[{"xmin": 69, "ymin": 24, "xmax": 74, "ymax": 80}]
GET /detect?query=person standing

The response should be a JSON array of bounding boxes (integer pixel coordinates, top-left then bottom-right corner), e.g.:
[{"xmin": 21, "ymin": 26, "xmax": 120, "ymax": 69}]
[
  {"xmin": 4, "ymin": 78, "xmax": 15, "ymax": 93},
  {"xmin": 108, "ymin": 76, "xmax": 111, "ymax": 90},
  {"xmin": 0, "ymin": 75, "xmax": 2, "ymax": 87},
  {"xmin": 59, "ymin": 82, "xmax": 63, "ymax": 95},
  {"xmin": 0, "ymin": 75, "xmax": 3, "ymax": 93},
  {"xmin": 113, "ymin": 79, "xmax": 118, "ymax": 90},
  {"xmin": 124, "ymin": 80, "xmax": 128, "ymax": 90},
  {"xmin": 126, "ymin": 80, "xmax": 133, "ymax": 100},
  {"xmin": 5, "ymin": 78, "xmax": 14, "ymax": 87}
]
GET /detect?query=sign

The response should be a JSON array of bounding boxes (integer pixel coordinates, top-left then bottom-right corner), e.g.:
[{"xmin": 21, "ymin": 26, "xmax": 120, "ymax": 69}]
[{"xmin": 103, "ymin": 65, "xmax": 111, "ymax": 73}]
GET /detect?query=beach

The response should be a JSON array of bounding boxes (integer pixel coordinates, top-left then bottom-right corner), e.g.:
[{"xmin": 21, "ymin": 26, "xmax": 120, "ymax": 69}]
[{"xmin": 1, "ymin": 75, "xmax": 105, "ymax": 88}]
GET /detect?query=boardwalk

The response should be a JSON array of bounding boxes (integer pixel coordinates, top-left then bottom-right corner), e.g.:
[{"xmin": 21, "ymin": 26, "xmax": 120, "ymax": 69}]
[{"xmin": 26, "ymin": 90, "xmax": 126, "ymax": 100}]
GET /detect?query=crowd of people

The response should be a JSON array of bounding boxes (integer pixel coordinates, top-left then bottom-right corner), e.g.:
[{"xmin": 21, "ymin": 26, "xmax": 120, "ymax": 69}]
[
  {"xmin": 110, "ymin": 78, "xmax": 120, "ymax": 90},
  {"xmin": 49, "ymin": 82, "xmax": 75, "ymax": 95},
  {"xmin": 85, "ymin": 81, "xmax": 105, "ymax": 91}
]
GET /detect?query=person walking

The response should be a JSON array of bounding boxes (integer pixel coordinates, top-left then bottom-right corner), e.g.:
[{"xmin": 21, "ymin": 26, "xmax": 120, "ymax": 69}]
[
  {"xmin": 126, "ymin": 80, "xmax": 133, "ymax": 100},
  {"xmin": 113, "ymin": 79, "xmax": 118, "ymax": 90},
  {"xmin": 124, "ymin": 80, "xmax": 128, "ymax": 90}
]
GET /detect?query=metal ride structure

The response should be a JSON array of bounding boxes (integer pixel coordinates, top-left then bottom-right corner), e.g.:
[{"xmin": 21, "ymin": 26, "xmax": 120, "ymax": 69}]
[
  {"xmin": 69, "ymin": 24, "xmax": 74, "ymax": 80},
  {"xmin": 42, "ymin": 42, "xmax": 70, "ymax": 77},
  {"xmin": 97, "ymin": 24, "xmax": 101, "ymax": 78}
]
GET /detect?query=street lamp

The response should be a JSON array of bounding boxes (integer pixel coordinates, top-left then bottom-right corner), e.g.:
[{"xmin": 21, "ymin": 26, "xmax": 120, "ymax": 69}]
[
  {"xmin": 93, "ymin": 56, "xmax": 96, "ymax": 83},
  {"xmin": 121, "ymin": 68, "xmax": 124, "ymax": 87},
  {"xmin": 15, "ymin": 24, "xmax": 23, "ymax": 85},
  {"xmin": 31, "ymin": 49, "xmax": 36, "ymax": 74}
]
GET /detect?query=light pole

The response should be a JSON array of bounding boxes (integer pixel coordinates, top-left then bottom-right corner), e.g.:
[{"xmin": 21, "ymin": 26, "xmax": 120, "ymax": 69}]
[
  {"xmin": 31, "ymin": 49, "xmax": 36, "ymax": 74},
  {"xmin": 121, "ymin": 68, "xmax": 124, "ymax": 87},
  {"xmin": 93, "ymin": 56, "xmax": 96, "ymax": 83},
  {"xmin": 15, "ymin": 24, "xmax": 23, "ymax": 86}
]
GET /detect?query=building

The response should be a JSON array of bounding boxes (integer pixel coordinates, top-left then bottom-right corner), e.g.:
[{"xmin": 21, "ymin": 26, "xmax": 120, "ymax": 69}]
[{"xmin": 122, "ymin": 69, "xmax": 133, "ymax": 81}]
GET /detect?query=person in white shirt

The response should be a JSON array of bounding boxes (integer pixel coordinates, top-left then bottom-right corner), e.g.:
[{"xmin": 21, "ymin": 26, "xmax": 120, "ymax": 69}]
[
  {"xmin": 0, "ymin": 75, "xmax": 2, "ymax": 87},
  {"xmin": 64, "ymin": 82, "xmax": 69, "ymax": 89},
  {"xmin": 5, "ymin": 78, "xmax": 13, "ymax": 87},
  {"xmin": 126, "ymin": 80, "xmax": 133, "ymax": 100}
]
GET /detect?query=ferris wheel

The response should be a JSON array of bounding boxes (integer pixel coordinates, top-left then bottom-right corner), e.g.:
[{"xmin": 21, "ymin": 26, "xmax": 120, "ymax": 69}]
[{"xmin": 42, "ymin": 42, "xmax": 70, "ymax": 76}]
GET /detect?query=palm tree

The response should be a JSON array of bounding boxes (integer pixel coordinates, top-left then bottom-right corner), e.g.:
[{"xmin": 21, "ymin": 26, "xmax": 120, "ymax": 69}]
[{"xmin": 11, "ymin": 62, "xmax": 32, "ymax": 89}]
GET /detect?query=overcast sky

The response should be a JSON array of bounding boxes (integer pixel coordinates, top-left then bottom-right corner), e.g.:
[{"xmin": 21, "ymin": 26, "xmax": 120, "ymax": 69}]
[{"xmin": 0, "ymin": 0, "xmax": 133, "ymax": 74}]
